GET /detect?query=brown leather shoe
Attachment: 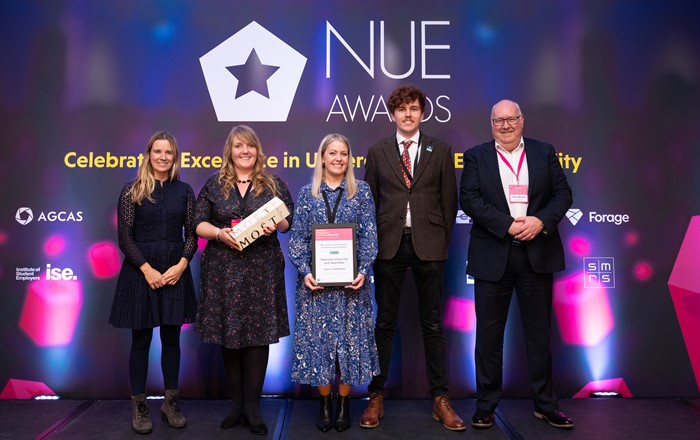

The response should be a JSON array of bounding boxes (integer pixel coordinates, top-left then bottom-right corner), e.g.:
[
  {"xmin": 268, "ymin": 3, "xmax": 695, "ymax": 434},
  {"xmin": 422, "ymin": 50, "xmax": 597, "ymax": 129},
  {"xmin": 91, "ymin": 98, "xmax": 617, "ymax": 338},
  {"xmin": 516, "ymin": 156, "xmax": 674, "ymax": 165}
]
[
  {"xmin": 432, "ymin": 396, "xmax": 466, "ymax": 431},
  {"xmin": 359, "ymin": 392, "xmax": 383, "ymax": 428}
]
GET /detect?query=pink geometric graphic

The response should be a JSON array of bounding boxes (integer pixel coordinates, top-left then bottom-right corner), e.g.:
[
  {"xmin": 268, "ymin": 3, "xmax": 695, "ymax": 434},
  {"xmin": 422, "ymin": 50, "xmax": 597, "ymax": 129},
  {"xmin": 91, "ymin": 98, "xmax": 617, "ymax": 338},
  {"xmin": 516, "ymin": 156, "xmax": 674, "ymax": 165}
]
[
  {"xmin": 668, "ymin": 215, "xmax": 700, "ymax": 394},
  {"xmin": 553, "ymin": 272, "xmax": 614, "ymax": 346},
  {"xmin": 572, "ymin": 377, "xmax": 633, "ymax": 398},
  {"xmin": 19, "ymin": 279, "xmax": 83, "ymax": 346},
  {"xmin": 443, "ymin": 298, "xmax": 475, "ymax": 332},
  {"xmin": 0, "ymin": 379, "xmax": 56, "ymax": 399},
  {"xmin": 88, "ymin": 241, "xmax": 121, "ymax": 278}
]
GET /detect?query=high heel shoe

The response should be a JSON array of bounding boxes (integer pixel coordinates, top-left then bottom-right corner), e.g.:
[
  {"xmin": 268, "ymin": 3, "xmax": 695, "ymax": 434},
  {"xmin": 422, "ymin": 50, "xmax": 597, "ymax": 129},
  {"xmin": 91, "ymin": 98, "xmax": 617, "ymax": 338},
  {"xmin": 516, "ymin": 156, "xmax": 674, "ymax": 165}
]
[
  {"xmin": 334, "ymin": 394, "xmax": 351, "ymax": 432},
  {"xmin": 244, "ymin": 414, "xmax": 268, "ymax": 435},
  {"xmin": 316, "ymin": 394, "xmax": 333, "ymax": 432}
]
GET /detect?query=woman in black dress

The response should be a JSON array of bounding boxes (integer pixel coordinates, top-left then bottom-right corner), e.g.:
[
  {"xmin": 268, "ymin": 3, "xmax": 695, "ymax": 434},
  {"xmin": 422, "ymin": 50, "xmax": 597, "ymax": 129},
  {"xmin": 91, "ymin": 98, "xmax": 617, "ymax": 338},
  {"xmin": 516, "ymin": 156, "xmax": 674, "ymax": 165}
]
[
  {"xmin": 109, "ymin": 131, "xmax": 197, "ymax": 434},
  {"xmin": 194, "ymin": 125, "xmax": 293, "ymax": 435}
]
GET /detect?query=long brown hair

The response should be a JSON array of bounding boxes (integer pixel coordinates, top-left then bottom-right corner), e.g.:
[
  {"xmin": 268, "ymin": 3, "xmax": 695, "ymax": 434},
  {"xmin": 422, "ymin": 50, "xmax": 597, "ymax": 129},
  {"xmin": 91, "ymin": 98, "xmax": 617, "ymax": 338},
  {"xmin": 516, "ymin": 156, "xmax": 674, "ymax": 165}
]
[
  {"xmin": 218, "ymin": 125, "xmax": 279, "ymax": 199},
  {"xmin": 130, "ymin": 131, "xmax": 180, "ymax": 205}
]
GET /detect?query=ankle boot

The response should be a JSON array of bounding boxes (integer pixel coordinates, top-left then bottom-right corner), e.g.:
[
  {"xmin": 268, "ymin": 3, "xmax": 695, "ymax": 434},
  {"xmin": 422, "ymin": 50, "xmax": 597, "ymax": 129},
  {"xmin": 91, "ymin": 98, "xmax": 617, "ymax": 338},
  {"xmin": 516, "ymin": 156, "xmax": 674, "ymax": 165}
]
[
  {"xmin": 334, "ymin": 394, "xmax": 351, "ymax": 432},
  {"xmin": 316, "ymin": 394, "xmax": 333, "ymax": 432},
  {"xmin": 160, "ymin": 389, "xmax": 186, "ymax": 428},
  {"xmin": 131, "ymin": 394, "xmax": 152, "ymax": 434}
]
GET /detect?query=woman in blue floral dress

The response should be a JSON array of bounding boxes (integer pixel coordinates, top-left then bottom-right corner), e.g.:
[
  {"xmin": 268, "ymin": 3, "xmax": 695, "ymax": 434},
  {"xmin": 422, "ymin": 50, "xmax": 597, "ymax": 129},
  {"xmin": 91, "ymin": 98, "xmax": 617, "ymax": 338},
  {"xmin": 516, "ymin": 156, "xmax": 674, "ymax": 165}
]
[{"xmin": 289, "ymin": 133, "xmax": 379, "ymax": 432}]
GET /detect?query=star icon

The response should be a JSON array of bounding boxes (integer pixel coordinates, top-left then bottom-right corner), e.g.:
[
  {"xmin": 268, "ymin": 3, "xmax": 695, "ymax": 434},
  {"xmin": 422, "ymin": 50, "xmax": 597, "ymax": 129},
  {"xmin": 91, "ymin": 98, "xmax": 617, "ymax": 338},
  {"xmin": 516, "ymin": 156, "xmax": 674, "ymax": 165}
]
[{"xmin": 226, "ymin": 48, "xmax": 280, "ymax": 99}]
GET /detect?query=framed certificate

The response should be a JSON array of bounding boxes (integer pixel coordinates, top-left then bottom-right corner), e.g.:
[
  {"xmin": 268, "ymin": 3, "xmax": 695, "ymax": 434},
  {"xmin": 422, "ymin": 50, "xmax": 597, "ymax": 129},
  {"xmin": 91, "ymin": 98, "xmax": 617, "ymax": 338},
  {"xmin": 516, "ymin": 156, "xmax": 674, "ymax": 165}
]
[{"xmin": 312, "ymin": 223, "xmax": 357, "ymax": 287}]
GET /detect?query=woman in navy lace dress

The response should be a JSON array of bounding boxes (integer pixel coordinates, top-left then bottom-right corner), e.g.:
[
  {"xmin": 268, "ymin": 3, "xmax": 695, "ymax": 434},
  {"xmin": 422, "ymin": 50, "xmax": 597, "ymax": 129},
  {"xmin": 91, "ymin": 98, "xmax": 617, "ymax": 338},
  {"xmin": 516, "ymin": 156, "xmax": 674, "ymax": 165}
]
[
  {"xmin": 109, "ymin": 131, "xmax": 197, "ymax": 434},
  {"xmin": 194, "ymin": 125, "xmax": 293, "ymax": 435},
  {"xmin": 289, "ymin": 134, "xmax": 379, "ymax": 432}
]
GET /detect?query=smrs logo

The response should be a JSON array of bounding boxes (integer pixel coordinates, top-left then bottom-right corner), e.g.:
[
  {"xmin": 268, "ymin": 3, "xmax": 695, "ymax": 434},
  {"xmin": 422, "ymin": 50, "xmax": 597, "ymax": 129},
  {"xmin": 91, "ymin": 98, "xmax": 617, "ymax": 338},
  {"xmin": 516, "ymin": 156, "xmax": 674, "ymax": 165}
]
[
  {"xmin": 583, "ymin": 257, "xmax": 615, "ymax": 288},
  {"xmin": 15, "ymin": 207, "xmax": 83, "ymax": 225},
  {"xmin": 200, "ymin": 21, "xmax": 307, "ymax": 122},
  {"xmin": 15, "ymin": 207, "xmax": 33, "ymax": 225}
]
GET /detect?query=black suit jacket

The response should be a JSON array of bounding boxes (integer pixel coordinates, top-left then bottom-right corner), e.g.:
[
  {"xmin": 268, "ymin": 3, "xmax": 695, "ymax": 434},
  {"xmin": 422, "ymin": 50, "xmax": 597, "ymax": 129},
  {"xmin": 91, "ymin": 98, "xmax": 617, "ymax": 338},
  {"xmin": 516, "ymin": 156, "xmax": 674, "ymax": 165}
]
[
  {"xmin": 459, "ymin": 137, "xmax": 573, "ymax": 282},
  {"xmin": 365, "ymin": 133, "xmax": 457, "ymax": 261}
]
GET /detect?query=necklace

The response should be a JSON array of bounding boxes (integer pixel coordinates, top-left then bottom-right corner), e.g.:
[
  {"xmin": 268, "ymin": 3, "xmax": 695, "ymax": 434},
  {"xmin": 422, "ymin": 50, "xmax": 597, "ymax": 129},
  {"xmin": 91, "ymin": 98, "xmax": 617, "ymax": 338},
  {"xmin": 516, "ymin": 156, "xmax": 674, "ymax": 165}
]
[{"xmin": 236, "ymin": 179, "xmax": 251, "ymax": 184}]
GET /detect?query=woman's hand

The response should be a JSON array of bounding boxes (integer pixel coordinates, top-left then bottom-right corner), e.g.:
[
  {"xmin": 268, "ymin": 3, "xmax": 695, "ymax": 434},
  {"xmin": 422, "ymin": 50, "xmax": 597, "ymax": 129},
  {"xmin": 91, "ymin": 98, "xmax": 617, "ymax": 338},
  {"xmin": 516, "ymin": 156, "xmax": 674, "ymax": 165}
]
[
  {"xmin": 162, "ymin": 258, "xmax": 187, "ymax": 285},
  {"xmin": 218, "ymin": 227, "xmax": 243, "ymax": 251},
  {"xmin": 304, "ymin": 273, "xmax": 324, "ymax": 291},
  {"xmin": 345, "ymin": 273, "xmax": 365, "ymax": 290},
  {"xmin": 140, "ymin": 263, "xmax": 165, "ymax": 290}
]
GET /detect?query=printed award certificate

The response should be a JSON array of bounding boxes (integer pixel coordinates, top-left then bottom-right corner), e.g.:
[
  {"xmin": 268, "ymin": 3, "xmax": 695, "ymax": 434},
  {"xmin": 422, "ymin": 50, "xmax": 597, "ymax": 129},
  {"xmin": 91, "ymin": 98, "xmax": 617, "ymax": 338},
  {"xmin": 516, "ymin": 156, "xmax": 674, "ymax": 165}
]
[{"xmin": 312, "ymin": 223, "xmax": 357, "ymax": 287}]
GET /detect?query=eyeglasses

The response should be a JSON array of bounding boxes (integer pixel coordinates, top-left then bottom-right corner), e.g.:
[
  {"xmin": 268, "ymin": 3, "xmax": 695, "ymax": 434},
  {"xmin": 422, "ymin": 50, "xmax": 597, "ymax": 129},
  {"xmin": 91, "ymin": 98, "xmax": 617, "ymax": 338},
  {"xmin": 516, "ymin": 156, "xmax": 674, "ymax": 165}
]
[{"xmin": 491, "ymin": 115, "xmax": 522, "ymax": 126}]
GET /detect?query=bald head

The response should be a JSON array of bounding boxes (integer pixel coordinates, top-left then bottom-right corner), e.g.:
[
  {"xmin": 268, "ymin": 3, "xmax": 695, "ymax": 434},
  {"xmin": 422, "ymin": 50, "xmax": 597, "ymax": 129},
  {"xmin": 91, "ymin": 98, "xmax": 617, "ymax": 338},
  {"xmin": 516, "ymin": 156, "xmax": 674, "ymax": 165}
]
[{"xmin": 490, "ymin": 99, "xmax": 524, "ymax": 151}]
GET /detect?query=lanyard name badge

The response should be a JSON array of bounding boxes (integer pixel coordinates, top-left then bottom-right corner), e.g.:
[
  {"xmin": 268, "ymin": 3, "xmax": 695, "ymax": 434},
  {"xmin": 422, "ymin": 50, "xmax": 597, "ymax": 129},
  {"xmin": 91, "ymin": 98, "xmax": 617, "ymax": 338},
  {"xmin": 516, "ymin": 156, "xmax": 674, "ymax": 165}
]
[
  {"xmin": 231, "ymin": 182, "xmax": 252, "ymax": 227},
  {"xmin": 496, "ymin": 148, "xmax": 528, "ymax": 204},
  {"xmin": 322, "ymin": 187, "xmax": 344, "ymax": 224}
]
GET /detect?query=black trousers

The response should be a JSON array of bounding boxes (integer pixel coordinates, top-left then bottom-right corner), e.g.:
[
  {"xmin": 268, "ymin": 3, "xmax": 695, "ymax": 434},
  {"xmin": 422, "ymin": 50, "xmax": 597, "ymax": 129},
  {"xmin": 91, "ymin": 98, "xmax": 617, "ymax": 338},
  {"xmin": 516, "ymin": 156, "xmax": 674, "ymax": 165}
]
[
  {"xmin": 369, "ymin": 233, "xmax": 449, "ymax": 397},
  {"xmin": 474, "ymin": 243, "xmax": 558, "ymax": 413}
]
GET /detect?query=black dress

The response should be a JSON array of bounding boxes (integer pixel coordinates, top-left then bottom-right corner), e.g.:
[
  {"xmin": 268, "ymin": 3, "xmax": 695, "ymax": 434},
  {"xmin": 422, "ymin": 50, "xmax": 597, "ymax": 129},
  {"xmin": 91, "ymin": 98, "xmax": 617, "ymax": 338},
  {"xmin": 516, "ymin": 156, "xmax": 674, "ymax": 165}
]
[
  {"xmin": 109, "ymin": 180, "xmax": 198, "ymax": 329},
  {"xmin": 194, "ymin": 174, "xmax": 293, "ymax": 348}
]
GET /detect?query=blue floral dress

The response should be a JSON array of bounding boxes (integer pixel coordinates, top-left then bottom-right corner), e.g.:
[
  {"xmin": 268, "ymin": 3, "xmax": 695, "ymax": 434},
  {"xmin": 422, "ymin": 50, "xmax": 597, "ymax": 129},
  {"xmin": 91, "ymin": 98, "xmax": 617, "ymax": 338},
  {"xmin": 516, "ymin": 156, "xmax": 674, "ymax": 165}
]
[{"xmin": 289, "ymin": 179, "xmax": 379, "ymax": 386}]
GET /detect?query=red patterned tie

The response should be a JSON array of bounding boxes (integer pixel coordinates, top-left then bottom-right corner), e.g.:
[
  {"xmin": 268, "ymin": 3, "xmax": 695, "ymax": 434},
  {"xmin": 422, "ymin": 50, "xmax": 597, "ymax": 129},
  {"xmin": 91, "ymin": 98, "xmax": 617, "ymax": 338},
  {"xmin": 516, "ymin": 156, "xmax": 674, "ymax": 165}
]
[{"xmin": 401, "ymin": 140, "xmax": 412, "ymax": 187}]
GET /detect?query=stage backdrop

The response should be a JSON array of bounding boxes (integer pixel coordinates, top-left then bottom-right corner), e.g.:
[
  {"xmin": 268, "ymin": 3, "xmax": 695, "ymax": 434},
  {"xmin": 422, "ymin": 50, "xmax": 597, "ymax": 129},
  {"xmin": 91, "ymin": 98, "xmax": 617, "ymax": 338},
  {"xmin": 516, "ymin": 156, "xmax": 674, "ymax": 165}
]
[{"xmin": 1, "ymin": 0, "xmax": 699, "ymax": 399}]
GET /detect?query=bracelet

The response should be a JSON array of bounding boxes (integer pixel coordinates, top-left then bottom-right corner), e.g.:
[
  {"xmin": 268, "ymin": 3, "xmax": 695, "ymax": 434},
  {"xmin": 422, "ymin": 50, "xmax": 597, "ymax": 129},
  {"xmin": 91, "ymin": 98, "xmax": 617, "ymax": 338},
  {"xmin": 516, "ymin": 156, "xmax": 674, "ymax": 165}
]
[{"xmin": 215, "ymin": 228, "xmax": 221, "ymax": 241}]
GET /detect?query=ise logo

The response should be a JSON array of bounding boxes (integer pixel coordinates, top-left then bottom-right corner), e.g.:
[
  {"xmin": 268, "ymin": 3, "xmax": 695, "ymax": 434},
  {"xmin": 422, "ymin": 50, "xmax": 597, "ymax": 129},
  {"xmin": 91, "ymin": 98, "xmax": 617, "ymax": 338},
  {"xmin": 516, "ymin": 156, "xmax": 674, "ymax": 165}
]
[{"xmin": 200, "ymin": 21, "xmax": 307, "ymax": 122}]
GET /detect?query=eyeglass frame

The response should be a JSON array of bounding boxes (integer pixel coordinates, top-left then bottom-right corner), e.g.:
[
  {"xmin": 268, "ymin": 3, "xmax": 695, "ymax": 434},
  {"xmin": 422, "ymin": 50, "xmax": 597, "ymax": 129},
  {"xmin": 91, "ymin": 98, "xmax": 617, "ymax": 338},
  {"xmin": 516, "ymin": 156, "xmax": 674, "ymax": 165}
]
[{"xmin": 491, "ymin": 115, "xmax": 522, "ymax": 127}]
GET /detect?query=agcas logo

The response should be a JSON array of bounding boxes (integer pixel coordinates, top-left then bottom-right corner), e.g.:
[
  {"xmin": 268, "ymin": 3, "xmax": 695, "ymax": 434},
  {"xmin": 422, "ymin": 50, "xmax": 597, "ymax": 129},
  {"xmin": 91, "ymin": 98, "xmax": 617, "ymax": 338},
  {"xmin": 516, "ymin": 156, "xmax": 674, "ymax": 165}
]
[
  {"xmin": 15, "ymin": 207, "xmax": 33, "ymax": 225},
  {"xmin": 15, "ymin": 207, "xmax": 83, "ymax": 225},
  {"xmin": 200, "ymin": 21, "xmax": 307, "ymax": 122}
]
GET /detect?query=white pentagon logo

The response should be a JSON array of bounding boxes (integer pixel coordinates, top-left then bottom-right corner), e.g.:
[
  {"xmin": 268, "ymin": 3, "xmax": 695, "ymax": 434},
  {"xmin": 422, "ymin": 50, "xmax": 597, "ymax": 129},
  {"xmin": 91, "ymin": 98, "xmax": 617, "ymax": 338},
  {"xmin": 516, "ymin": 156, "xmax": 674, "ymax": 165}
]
[
  {"xmin": 16, "ymin": 207, "xmax": 34, "ymax": 225},
  {"xmin": 200, "ymin": 21, "xmax": 307, "ymax": 122}
]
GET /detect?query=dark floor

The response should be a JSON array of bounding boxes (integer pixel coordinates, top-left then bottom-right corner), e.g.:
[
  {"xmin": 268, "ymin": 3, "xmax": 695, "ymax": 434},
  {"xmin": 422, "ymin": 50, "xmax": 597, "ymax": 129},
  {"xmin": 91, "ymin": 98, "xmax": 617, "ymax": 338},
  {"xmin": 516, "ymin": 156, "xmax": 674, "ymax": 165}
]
[{"xmin": 1, "ymin": 397, "xmax": 699, "ymax": 440}]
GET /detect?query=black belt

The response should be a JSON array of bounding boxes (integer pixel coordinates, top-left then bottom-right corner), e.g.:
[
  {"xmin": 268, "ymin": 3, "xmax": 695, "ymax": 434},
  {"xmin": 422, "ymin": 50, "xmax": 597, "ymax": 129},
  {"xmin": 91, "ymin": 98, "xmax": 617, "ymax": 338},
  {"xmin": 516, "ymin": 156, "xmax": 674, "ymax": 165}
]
[
  {"xmin": 511, "ymin": 239, "xmax": 522, "ymax": 246},
  {"xmin": 403, "ymin": 227, "xmax": 412, "ymax": 235}
]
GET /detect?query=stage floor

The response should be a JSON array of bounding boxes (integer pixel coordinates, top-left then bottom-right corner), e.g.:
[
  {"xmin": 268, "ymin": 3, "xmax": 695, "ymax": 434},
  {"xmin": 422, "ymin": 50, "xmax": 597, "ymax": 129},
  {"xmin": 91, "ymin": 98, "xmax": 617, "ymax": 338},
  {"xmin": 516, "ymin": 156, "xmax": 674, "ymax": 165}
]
[{"xmin": 1, "ymin": 397, "xmax": 699, "ymax": 440}]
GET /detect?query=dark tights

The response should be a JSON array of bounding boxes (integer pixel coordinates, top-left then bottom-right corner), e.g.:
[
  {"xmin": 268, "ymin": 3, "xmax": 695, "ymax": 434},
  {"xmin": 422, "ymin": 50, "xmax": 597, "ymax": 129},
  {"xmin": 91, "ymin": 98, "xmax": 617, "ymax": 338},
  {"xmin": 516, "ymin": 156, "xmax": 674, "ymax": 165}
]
[
  {"xmin": 129, "ymin": 325, "xmax": 181, "ymax": 395},
  {"xmin": 221, "ymin": 345, "xmax": 270, "ymax": 425}
]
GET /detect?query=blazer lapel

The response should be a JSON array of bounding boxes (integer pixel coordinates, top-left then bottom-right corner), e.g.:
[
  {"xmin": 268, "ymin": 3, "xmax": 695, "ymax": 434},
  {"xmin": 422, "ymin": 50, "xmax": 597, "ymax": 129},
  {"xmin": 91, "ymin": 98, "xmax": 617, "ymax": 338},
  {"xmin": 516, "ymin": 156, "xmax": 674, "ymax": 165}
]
[
  {"xmin": 411, "ymin": 135, "xmax": 434, "ymax": 186},
  {"xmin": 379, "ymin": 137, "xmax": 408, "ymax": 187},
  {"xmin": 523, "ymin": 139, "xmax": 541, "ymax": 201},
  {"xmin": 484, "ymin": 142, "xmax": 510, "ymax": 211}
]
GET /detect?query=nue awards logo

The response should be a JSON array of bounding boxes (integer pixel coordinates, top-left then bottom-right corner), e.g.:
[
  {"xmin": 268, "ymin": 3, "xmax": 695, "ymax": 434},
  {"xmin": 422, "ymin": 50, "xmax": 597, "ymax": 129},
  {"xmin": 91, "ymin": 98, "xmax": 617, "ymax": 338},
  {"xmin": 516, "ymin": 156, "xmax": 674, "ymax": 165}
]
[{"xmin": 200, "ymin": 21, "xmax": 307, "ymax": 122}]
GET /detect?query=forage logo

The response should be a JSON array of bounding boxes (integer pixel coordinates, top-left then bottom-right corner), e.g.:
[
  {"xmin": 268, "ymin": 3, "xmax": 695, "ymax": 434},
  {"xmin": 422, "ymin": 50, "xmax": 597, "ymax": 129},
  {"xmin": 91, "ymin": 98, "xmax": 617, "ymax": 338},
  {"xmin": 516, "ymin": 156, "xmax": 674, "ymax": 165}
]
[
  {"xmin": 200, "ymin": 21, "xmax": 307, "ymax": 122},
  {"xmin": 16, "ymin": 207, "xmax": 34, "ymax": 225},
  {"xmin": 566, "ymin": 208, "xmax": 583, "ymax": 226}
]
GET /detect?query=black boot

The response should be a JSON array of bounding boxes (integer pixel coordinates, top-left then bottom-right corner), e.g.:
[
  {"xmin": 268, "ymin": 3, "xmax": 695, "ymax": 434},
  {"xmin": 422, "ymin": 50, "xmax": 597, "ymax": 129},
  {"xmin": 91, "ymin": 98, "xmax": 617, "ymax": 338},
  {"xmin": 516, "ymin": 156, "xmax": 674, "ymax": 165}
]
[
  {"xmin": 316, "ymin": 394, "xmax": 333, "ymax": 432},
  {"xmin": 334, "ymin": 394, "xmax": 351, "ymax": 432}
]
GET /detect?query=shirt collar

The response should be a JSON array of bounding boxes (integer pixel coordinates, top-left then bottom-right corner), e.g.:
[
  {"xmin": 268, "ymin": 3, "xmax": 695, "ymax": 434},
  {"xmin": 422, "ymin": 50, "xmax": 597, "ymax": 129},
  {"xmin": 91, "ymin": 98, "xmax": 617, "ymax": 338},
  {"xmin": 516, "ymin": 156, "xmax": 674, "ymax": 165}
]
[
  {"xmin": 495, "ymin": 137, "xmax": 525, "ymax": 154},
  {"xmin": 321, "ymin": 178, "xmax": 347, "ymax": 192},
  {"xmin": 396, "ymin": 131, "xmax": 420, "ymax": 147}
]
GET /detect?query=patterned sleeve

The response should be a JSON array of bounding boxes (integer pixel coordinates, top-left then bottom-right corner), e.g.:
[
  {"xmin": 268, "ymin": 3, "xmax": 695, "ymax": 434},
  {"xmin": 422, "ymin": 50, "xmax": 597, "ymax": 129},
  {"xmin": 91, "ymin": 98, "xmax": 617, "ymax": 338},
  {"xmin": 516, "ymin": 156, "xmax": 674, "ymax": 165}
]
[
  {"xmin": 355, "ymin": 181, "xmax": 378, "ymax": 276},
  {"xmin": 182, "ymin": 183, "xmax": 198, "ymax": 261},
  {"xmin": 117, "ymin": 182, "xmax": 147, "ymax": 268},
  {"xmin": 288, "ymin": 185, "xmax": 312, "ymax": 276},
  {"xmin": 194, "ymin": 176, "xmax": 214, "ymax": 229}
]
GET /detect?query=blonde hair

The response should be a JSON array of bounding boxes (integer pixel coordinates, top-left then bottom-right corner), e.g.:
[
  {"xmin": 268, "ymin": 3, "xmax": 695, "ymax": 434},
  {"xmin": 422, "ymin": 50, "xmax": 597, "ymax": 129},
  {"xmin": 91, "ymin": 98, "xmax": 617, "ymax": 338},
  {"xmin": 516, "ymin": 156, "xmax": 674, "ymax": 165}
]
[
  {"xmin": 130, "ymin": 131, "xmax": 180, "ymax": 205},
  {"xmin": 218, "ymin": 125, "xmax": 279, "ymax": 199},
  {"xmin": 311, "ymin": 133, "xmax": 357, "ymax": 199}
]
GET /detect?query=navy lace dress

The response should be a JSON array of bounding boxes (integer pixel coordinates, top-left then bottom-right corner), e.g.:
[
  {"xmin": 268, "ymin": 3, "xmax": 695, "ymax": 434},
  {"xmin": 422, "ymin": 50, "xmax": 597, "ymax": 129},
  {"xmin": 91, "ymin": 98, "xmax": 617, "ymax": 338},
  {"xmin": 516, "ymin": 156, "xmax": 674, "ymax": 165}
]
[
  {"xmin": 194, "ymin": 174, "xmax": 293, "ymax": 348},
  {"xmin": 109, "ymin": 180, "xmax": 198, "ymax": 329}
]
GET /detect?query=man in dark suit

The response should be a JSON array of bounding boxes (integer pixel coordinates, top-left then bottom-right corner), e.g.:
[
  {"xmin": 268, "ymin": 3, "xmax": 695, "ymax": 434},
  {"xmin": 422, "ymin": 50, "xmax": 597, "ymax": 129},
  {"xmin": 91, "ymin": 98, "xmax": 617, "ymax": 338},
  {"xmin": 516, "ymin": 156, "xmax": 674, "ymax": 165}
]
[
  {"xmin": 360, "ymin": 85, "xmax": 464, "ymax": 431},
  {"xmin": 460, "ymin": 99, "xmax": 574, "ymax": 429}
]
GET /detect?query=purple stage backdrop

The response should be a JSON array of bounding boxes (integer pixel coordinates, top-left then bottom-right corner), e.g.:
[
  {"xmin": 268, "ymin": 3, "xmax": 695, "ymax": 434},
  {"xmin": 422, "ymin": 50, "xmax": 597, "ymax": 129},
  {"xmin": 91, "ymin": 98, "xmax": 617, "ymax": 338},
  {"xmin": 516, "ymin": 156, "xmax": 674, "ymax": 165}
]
[{"xmin": 1, "ymin": 0, "xmax": 700, "ymax": 399}]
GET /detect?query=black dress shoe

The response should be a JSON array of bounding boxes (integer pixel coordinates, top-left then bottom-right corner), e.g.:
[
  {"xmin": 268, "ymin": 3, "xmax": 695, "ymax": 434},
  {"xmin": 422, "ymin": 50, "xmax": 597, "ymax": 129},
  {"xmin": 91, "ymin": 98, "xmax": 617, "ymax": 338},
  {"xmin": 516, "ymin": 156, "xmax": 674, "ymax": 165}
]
[
  {"xmin": 534, "ymin": 409, "xmax": 574, "ymax": 429},
  {"xmin": 243, "ymin": 415, "xmax": 268, "ymax": 435},
  {"xmin": 471, "ymin": 409, "xmax": 494, "ymax": 428},
  {"xmin": 220, "ymin": 415, "xmax": 241, "ymax": 429}
]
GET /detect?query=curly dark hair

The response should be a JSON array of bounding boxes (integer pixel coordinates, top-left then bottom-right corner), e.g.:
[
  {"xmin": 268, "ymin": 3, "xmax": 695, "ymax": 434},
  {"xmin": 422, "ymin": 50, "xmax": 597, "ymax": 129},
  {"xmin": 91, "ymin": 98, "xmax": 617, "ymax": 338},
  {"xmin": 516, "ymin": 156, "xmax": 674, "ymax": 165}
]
[{"xmin": 387, "ymin": 85, "xmax": 426, "ymax": 113}]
